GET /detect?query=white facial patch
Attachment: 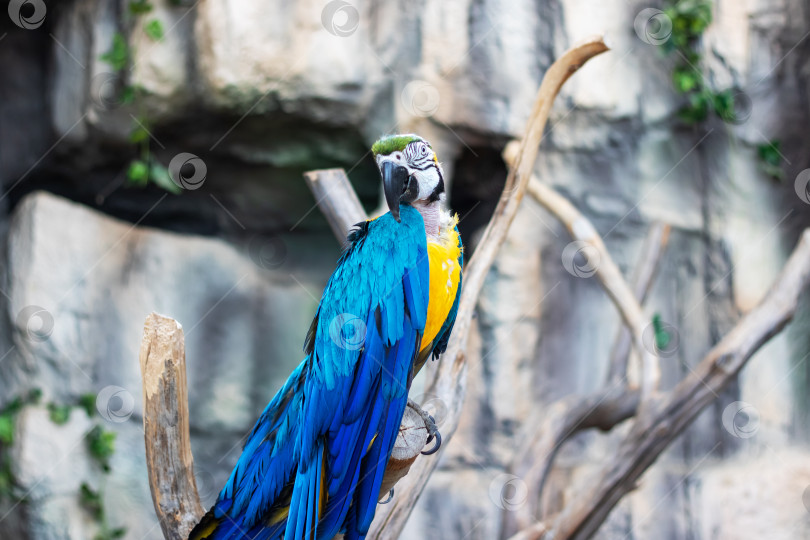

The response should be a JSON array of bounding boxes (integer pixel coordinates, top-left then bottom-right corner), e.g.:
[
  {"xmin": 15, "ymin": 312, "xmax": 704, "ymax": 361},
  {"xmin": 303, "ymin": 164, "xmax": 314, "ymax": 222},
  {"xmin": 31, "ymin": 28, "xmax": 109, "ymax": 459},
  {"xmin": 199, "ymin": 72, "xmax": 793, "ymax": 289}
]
[{"xmin": 376, "ymin": 141, "xmax": 442, "ymax": 201}]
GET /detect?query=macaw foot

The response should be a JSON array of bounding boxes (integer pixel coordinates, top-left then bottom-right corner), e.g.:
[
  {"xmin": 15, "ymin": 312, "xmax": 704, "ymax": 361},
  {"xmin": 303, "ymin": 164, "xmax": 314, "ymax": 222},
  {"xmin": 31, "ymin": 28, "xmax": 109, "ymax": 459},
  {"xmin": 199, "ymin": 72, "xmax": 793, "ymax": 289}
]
[
  {"xmin": 380, "ymin": 488, "xmax": 394, "ymax": 504},
  {"xmin": 407, "ymin": 398, "xmax": 442, "ymax": 455}
]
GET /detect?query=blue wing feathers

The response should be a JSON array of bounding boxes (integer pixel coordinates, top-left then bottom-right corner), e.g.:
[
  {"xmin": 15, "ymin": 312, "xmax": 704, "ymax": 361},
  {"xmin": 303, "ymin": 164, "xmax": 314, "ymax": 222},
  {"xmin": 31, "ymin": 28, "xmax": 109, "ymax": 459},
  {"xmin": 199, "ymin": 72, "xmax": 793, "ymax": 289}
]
[{"xmin": 190, "ymin": 207, "xmax": 457, "ymax": 540}]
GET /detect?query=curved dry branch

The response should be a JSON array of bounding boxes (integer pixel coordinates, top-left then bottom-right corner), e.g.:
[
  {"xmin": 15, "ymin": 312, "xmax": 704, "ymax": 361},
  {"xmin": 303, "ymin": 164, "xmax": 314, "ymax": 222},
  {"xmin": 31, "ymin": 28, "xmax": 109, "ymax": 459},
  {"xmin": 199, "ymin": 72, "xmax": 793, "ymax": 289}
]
[
  {"xmin": 510, "ymin": 165, "xmax": 660, "ymax": 404},
  {"xmin": 606, "ymin": 222, "xmax": 671, "ymax": 383},
  {"xmin": 502, "ymin": 222, "xmax": 667, "ymax": 539},
  {"xmin": 367, "ymin": 36, "xmax": 610, "ymax": 539},
  {"xmin": 502, "ymin": 386, "xmax": 640, "ymax": 537},
  {"xmin": 512, "ymin": 228, "xmax": 810, "ymax": 540}
]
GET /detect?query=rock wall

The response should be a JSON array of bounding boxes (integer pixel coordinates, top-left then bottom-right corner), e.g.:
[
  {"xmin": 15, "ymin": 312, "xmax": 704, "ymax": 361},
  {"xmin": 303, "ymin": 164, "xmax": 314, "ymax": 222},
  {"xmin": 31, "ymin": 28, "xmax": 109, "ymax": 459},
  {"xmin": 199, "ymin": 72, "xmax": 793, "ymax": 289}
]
[{"xmin": 0, "ymin": 0, "xmax": 809, "ymax": 539}]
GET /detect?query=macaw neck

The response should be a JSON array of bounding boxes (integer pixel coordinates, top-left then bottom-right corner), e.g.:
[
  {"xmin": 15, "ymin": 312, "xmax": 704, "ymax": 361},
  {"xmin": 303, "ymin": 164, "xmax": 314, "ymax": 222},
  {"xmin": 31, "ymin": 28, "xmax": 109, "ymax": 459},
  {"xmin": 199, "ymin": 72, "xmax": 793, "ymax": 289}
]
[{"xmin": 411, "ymin": 200, "xmax": 446, "ymax": 240}]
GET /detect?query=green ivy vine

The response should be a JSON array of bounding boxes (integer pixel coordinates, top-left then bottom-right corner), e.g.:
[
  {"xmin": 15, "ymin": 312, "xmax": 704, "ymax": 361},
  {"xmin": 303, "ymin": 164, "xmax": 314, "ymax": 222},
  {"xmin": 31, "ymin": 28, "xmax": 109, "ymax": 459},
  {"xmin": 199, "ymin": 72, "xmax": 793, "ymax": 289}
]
[
  {"xmin": 0, "ymin": 389, "xmax": 42, "ymax": 502},
  {"xmin": 100, "ymin": 1, "xmax": 181, "ymax": 194},
  {"xmin": 0, "ymin": 391, "xmax": 126, "ymax": 539},
  {"xmin": 659, "ymin": 0, "xmax": 732, "ymax": 124},
  {"xmin": 659, "ymin": 0, "xmax": 784, "ymax": 180}
]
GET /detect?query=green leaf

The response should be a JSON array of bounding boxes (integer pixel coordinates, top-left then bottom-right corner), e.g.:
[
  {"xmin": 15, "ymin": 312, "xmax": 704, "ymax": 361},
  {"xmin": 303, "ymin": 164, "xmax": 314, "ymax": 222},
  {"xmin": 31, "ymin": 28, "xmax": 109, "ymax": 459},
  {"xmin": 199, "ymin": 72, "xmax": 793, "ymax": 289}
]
[
  {"xmin": 79, "ymin": 482, "xmax": 104, "ymax": 521},
  {"xmin": 110, "ymin": 528, "xmax": 128, "ymax": 539},
  {"xmin": 712, "ymin": 90, "xmax": 735, "ymax": 122},
  {"xmin": 672, "ymin": 66, "xmax": 701, "ymax": 94},
  {"xmin": 651, "ymin": 313, "xmax": 671, "ymax": 350},
  {"xmin": 28, "ymin": 388, "xmax": 42, "ymax": 404},
  {"xmin": 47, "ymin": 403, "xmax": 72, "ymax": 426},
  {"xmin": 78, "ymin": 394, "xmax": 97, "ymax": 418},
  {"xmin": 99, "ymin": 33, "xmax": 129, "ymax": 72},
  {"xmin": 759, "ymin": 162, "xmax": 785, "ymax": 181},
  {"xmin": 129, "ymin": 124, "xmax": 150, "ymax": 144},
  {"xmin": 121, "ymin": 86, "xmax": 136, "ymax": 105},
  {"xmin": 86, "ymin": 426, "xmax": 116, "ymax": 472},
  {"xmin": 0, "ymin": 467, "xmax": 13, "ymax": 499},
  {"xmin": 757, "ymin": 140, "xmax": 785, "ymax": 180},
  {"xmin": 128, "ymin": 0, "xmax": 153, "ymax": 15},
  {"xmin": 757, "ymin": 140, "xmax": 782, "ymax": 166},
  {"xmin": 677, "ymin": 92, "xmax": 710, "ymax": 124},
  {"xmin": 144, "ymin": 19, "xmax": 164, "ymax": 41},
  {"xmin": 756, "ymin": 141, "xmax": 784, "ymax": 180},
  {"xmin": 3, "ymin": 397, "xmax": 23, "ymax": 416},
  {"xmin": 126, "ymin": 160, "xmax": 150, "ymax": 186},
  {"xmin": 0, "ymin": 415, "xmax": 14, "ymax": 445},
  {"xmin": 149, "ymin": 162, "xmax": 182, "ymax": 194}
]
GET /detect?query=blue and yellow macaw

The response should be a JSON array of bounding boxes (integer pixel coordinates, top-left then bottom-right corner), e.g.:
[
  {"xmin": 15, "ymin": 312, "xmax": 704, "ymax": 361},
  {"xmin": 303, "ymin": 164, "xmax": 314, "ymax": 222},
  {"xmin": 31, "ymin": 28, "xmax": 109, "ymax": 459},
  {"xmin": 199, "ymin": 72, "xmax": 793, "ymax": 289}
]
[{"xmin": 189, "ymin": 134, "xmax": 463, "ymax": 540}]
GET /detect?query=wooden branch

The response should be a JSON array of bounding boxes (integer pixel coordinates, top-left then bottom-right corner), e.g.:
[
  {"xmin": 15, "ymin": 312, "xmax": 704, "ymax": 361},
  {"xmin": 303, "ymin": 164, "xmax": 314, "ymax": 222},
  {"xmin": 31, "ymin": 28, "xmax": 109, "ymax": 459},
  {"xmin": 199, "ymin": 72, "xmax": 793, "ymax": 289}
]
[
  {"xmin": 507, "ymin": 161, "xmax": 660, "ymax": 403},
  {"xmin": 366, "ymin": 36, "xmax": 610, "ymax": 539},
  {"xmin": 502, "ymin": 386, "xmax": 640, "ymax": 537},
  {"xmin": 606, "ymin": 222, "xmax": 671, "ymax": 383},
  {"xmin": 512, "ymin": 228, "xmax": 810, "ymax": 540},
  {"xmin": 501, "ymin": 223, "xmax": 666, "ymax": 539},
  {"xmin": 140, "ymin": 312, "xmax": 204, "ymax": 540},
  {"xmin": 303, "ymin": 169, "xmax": 367, "ymax": 245}
]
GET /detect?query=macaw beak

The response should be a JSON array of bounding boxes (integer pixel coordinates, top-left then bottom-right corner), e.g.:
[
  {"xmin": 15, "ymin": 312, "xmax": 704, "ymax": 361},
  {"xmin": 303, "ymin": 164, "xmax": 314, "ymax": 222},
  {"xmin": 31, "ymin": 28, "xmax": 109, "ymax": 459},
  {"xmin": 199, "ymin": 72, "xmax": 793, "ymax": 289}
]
[{"xmin": 381, "ymin": 161, "xmax": 417, "ymax": 222}]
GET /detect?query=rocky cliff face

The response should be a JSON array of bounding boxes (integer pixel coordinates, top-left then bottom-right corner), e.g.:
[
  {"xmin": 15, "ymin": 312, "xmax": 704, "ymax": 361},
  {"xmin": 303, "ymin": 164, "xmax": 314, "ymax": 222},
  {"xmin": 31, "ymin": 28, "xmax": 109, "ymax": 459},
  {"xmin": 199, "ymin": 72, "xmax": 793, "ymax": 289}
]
[{"xmin": 1, "ymin": 0, "xmax": 809, "ymax": 538}]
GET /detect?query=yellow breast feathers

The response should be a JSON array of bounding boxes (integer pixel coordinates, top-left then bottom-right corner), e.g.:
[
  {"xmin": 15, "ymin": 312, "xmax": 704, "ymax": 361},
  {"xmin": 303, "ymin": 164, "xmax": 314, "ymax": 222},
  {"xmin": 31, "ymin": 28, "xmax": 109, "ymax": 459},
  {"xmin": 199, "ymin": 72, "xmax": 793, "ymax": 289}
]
[{"xmin": 420, "ymin": 221, "xmax": 461, "ymax": 351}]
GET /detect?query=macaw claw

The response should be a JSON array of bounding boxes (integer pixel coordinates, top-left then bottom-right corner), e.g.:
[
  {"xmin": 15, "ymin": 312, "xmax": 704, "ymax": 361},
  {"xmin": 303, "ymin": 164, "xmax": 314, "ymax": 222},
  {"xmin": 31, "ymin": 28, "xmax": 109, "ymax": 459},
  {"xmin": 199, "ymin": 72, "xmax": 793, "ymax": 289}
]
[
  {"xmin": 380, "ymin": 488, "xmax": 394, "ymax": 504},
  {"xmin": 407, "ymin": 398, "xmax": 443, "ymax": 456},
  {"xmin": 421, "ymin": 426, "xmax": 441, "ymax": 455}
]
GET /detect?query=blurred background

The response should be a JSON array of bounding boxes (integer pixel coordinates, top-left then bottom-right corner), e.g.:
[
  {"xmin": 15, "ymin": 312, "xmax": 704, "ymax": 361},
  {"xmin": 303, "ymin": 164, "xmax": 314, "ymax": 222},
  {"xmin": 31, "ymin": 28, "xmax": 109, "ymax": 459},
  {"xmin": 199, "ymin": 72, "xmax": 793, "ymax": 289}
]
[{"xmin": 1, "ymin": 0, "xmax": 809, "ymax": 538}]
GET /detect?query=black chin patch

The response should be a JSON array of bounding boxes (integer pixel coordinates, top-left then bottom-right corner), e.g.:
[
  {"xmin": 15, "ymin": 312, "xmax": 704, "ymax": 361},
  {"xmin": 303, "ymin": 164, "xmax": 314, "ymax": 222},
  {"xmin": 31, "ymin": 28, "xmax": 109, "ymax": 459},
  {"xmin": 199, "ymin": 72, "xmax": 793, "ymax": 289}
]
[{"xmin": 427, "ymin": 173, "xmax": 445, "ymax": 203}]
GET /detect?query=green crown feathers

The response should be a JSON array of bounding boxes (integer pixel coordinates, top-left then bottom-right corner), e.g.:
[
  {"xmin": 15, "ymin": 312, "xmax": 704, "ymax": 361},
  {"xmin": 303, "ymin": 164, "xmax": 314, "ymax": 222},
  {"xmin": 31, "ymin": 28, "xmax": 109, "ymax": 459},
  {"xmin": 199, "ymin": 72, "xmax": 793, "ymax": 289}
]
[{"xmin": 371, "ymin": 134, "xmax": 427, "ymax": 156}]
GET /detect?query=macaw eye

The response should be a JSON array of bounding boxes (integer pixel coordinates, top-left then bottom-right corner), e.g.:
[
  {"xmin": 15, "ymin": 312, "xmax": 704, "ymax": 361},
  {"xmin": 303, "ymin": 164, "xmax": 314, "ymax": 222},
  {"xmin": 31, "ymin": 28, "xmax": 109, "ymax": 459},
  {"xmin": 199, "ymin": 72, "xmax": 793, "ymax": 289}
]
[{"xmin": 420, "ymin": 145, "xmax": 427, "ymax": 155}]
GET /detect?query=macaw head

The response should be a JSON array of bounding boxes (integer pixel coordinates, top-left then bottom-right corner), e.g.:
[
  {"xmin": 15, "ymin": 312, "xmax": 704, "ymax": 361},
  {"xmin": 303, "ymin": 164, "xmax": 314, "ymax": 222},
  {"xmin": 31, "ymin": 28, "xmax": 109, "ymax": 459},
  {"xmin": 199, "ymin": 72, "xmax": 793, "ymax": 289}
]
[{"xmin": 372, "ymin": 134, "xmax": 445, "ymax": 222}]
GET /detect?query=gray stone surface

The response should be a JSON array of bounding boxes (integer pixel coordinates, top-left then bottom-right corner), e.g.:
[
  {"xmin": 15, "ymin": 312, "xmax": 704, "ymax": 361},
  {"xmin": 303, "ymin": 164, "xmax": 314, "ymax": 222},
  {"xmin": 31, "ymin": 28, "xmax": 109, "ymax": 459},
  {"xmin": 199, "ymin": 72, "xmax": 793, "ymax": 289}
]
[{"xmin": 3, "ymin": 191, "xmax": 335, "ymax": 537}]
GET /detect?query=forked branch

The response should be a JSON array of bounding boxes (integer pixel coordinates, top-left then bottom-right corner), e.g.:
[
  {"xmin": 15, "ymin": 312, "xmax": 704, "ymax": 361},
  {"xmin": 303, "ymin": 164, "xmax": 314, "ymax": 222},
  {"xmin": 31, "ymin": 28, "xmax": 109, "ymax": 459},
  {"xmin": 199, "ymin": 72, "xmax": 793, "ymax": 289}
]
[
  {"xmin": 506, "ymin": 143, "xmax": 661, "ymax": 403},
  {"xmin": 512, "ymin": 229, "xmax": 810, "ymax": 540},
  {"xmin": 502, "ymin": 219, "xmax": 667, "ymax": 538}
]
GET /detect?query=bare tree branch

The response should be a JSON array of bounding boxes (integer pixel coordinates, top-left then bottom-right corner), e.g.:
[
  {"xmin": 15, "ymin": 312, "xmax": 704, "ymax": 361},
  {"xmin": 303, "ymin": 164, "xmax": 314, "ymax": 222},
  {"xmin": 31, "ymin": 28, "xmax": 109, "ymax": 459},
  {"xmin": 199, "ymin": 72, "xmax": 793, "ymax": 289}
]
[
  {"xmin": 606, "ymin": 222, "xmax": 671, "ymax": 383},
  {"xmin": 512, "ymin": 228, "xmax": 810, "ymax": 540},
  {"xmin": 140, "ymin": 313, "xmax": 204, "ymax": 540},
  {"xmin": 509, "ymin": 165, "xmax": 660, "ymax": 404},
  {"xmin": 367, "ymin": 36, "xmax": 610, "ymax": 539},
  {"xmin": 502, "ymin": 386, "xmax": 640, "ymax": 537},
  {"xmin": 501, "ymin": 222, "xmax": 667, "ymax": 539}
]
